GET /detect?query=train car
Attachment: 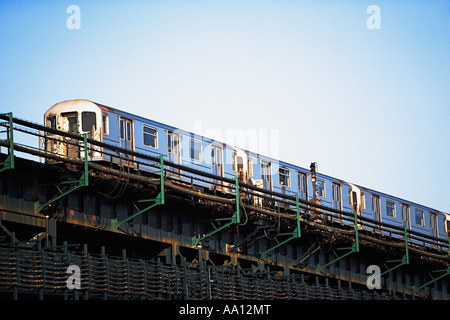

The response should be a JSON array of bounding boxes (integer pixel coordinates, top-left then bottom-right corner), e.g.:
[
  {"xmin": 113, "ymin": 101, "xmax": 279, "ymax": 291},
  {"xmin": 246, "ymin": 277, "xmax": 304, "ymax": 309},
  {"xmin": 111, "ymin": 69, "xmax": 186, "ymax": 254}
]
[{"xmin": 43, "ymin": 99, "xmax": 450, "ymax": 250}]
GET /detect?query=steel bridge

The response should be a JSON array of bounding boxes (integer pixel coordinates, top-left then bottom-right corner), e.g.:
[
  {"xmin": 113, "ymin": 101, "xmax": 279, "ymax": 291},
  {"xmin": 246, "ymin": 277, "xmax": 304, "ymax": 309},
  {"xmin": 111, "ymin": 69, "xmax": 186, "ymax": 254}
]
[{"xmin": 0, "ymin": 112, "xmax": 449, "ymax": 300}]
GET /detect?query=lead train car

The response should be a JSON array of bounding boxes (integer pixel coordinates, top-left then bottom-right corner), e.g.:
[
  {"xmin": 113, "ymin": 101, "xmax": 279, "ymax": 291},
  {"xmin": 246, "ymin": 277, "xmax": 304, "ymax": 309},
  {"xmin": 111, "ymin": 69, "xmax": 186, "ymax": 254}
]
[{"xmin": 43, "ymin": 100, "xmax": 450, "ymax": 248}]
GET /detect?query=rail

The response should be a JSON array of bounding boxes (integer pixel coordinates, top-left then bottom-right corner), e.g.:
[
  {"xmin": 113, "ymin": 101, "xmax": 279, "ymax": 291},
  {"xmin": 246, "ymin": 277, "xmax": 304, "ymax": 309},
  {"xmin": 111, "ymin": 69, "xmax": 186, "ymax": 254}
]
[{"xmin": 0, "ymin": 113, "xmax": 449, "ymax": 264}]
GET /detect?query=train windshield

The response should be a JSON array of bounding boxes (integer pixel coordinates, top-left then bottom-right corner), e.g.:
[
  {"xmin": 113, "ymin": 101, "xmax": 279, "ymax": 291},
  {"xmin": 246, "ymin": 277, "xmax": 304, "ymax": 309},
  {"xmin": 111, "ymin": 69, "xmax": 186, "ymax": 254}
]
[
  {"xmin": 61, "ymin": 112, "xmax": 78, "ymax": 133},
  {"xmin": 82, "ymin": 111, "xmax": 97, "ymax": 132}
]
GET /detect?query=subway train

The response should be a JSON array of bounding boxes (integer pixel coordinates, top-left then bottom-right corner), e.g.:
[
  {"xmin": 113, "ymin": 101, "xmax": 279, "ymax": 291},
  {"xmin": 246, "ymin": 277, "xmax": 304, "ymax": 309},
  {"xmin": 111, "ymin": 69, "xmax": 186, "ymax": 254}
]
[{"xmin": 43, "ymin": 99, "xmax": 450, "ymax": 248}]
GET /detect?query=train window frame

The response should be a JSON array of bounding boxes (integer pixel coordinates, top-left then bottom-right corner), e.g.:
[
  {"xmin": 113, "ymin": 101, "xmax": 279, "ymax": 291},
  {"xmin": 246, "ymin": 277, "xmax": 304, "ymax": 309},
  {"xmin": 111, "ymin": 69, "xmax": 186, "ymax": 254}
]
[
  {"xmin": 361, "ymin": 193, "xmax": 366, "ymax": 210},
  {"xmin": 401, "ymin": 203, "xmax": 410, "ymax": 224},
  {"xmin": 126, "ymin": 121, "xmax": 132, "ymax": 142},
  {"xmin": 119, "ymin": 118, "xmax": 132, "ymax": 142},
  {"xmin": 190, "ymin": 139, "xmax": 202, "ymax": 162},
  {"xmin": 429, "ymin": 212, "xmax": 437, "ymax": 232},
  {"xmin": 371, "ymin": 194, "xmax": 380, "ymax": 218},
  {"xmin": 349, "ymin": 190, "xmax": 366, "ymax": 210},
  {"xmin": 143, "ymin": 125, "xmax": 158, "ymax": 149},
  {"xmin": 279, "ymin": 167, "xmax": 290, "ymax": 187},
  {"xmin": 386, "ymin": 200, "xmax": 396, "ymax": 218},
  {"xmin": 102, "ymin": 113, "xmax": 109, "ymax": 136},
  {"xmin": 415, "ymin": 208, "xmax": 424, "ymax": 227},
  {"xmin": 444, "ymin": 217, "xmax": 450, "ymax": 235},
  {"xmin": 261, "ymin": 161, "xmax": 271, "ymax": 183},
  {"xmin": 167, "ymin": 131, "xmax": 180, "ymax": 155},
  {"xmin": 298, "ymin": 172, "xmax": 307, "ymax": 193},
  {"xmin": 81, "ymin": 111, "xmax": 97, "ymax": 132},
  {"xmin": 61, "ymin": 112, "xmax": 79, "ymax": 134},
  {"xmin": 315, "ymin": 178, "xmax": 325, "ymax": 198},
  {"xmin": 248, "ymin": 158, "xmax": 253, "ymax": 177},
  {"xmin": 46, "ymin": 115, "xmax": 57, "ymax": 129},
  {"xmin": 232, "ymin": 151, "xmax": 237, "ymax": 172},
  {"xmin": 120, "ymin": 119, "xmax": 125, "ymax": 140}
]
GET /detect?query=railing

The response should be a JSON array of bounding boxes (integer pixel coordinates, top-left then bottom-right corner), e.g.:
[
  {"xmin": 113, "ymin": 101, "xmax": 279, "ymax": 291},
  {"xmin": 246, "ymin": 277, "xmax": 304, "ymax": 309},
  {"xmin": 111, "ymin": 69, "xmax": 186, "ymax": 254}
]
[
  {"xmin": 0, "ymin": 112, "xmax": 449, "ymax": 264},
  {"xmin": 0, "ymin": 244, "xmax": 411, "ymax": 300}
]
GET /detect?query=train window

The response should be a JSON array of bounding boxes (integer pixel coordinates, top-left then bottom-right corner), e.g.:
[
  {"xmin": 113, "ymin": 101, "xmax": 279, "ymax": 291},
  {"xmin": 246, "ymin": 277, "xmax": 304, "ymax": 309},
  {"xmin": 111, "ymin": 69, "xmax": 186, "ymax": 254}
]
[
  {"xmin": 232, "ymin": 152, "xmax": 237, "ymax": 171},
  {"xmin": 102, "ymin": 114, "xmax": 109, "ymax": 136},
  {"xmin": 61, "ymin": 112, "xmax": 78, "ymax": 133},
  {"xmin": 298, "ymin": 172, "xmax": 307, "ymax": 193},
  {"xmin": 46, "ymin": 116, "xmax": 57, "ymax": 129},
  {"xmin": 261, "ymin": 161, "xmax": 271, "ymax": 182},
  {"xmin": 430, "ymin": 213, "xmax": 437, "ymax": 231},
  {"xmin": 401, "ymin": 204, "xmax": 409, "ymax": 224},
  {"xmin": 279, "ymin": 167, "xmax": 290, "ymax": 187},
  {"xmin": 315, "ymin": 179, "xmax": 325, "ymax": 198},
  {"xmin": 190, "ymin": 140, "xmax": 202, "ymax": 162},
  {"xmin": 415, "ymin": 209, "xmax": 424, "ymax": 226},
  {"xmin": 371, "ymin": 195, "xmax": 380, "ymax": 221},
  {"xmin": 120, "ymin": 119, "xmax": 125, "ymax": 140},
  {"xmin": 444, "ymin": 217, "xmax": 450, "ymax": 235},
  {"xmin": 248, "ymin": 158, "xmax": 253, "ymax": 177},
  {"xmin": 168, "ymin": 132, "xmax": 180, "ymax": 155},
  {"xmin": 350, "ymin": 191, "xmax": 366, "ymax": 210},
  {"xmin": 361, "ymin": 193, "xmax": 366, "ymax": 210},
  {"xmin": 82, "ymin": 112, "xmax": 97, "ymax": 132},
  {"xmin": 143, "ymin": 126, "xmax": 158, "ymax": 149},
  {"xmin": 126, "ymin": 121, "xmax": 131, "ymax": 142},
  {"xmin": 386, "ymin": 200, "xmax": 395, "ymax": 218},
  {"xmin": 120, "ymin": 118, "xmax": 132, "ymax": 142}
]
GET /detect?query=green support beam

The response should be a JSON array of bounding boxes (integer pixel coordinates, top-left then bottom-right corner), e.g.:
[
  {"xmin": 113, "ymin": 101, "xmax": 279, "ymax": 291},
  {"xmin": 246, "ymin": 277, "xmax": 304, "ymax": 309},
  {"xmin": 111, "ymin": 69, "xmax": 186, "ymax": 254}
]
[
  {"xmin": 378, "ymin": 224, "xmax": 409, "ymax": 278},
  {"xmin": 0, "ymin": 112, "xmax": 15, "ymax": 173},
  {"xmin": 258, "ymin": 193, "xmax": 302, "ymax": 258},
  {"xmin": 192, "ymin": 176, "xmax": 240, "ymax": 248},
  {"xmin": 111, "ymin": 155, "xmax": 165, "ymax": 230},
  {"xmin": 316, "ymin": 210, "xmax": 360, "ymax": 273},
  {"xmin": 39, "ymin": 133, "xmax": 89, "ymax": 212},
  {"xmin": 412, "ymin": 237, "xmax": 450, "ymax": 297}
]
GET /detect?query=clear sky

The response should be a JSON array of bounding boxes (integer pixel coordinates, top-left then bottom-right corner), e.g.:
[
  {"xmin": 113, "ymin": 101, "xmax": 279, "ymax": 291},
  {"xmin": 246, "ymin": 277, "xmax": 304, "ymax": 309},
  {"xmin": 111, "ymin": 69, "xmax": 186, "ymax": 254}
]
[{"xmin": 1, "ymin": 0, "xmax": 449, "ymax": 213}]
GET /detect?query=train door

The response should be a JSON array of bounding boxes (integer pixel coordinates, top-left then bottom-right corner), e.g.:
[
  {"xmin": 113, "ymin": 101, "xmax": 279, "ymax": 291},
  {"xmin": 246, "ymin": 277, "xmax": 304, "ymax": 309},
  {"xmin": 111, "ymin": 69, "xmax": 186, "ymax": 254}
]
[
  {"xmin": 61, "ymin": 112, "xmax": 79, "ymax": 158},
  {"xmin": 430, "ymin": 212, "xmax": 438, "ymax": 238},
  {"xmin": 298, "ymin": 172, "xmax": 307, "ymax": 200},
  {"xmin": 332, "ymin": 182, "xmax": 342, "ymax": 223},
  {"xmin": 232, "ymin": 148, "xmax": 248, "ymax": 183},
  {"xmin": 260, "ymin": 160, "xmax": 272, "ymax": 191},
  {"xmin": 401, "ymin": 203, "xmax": 410, "ymax": 229},
  {"xmin": 371, "ymin": 194, "xmax": 381, "ymax": 233},
  {"xmin": 332, "ymin": 183, "xmax": 341, "ymax": 211},
  {"xmin": 167, "ymin": 131, "xmax": 181, "ymax": 175},
  {"xmin": 119, "ymin": 117, "xmax": 134, "ymax": 164},
  {"xmin": 211, "ymin": 145, "xmax": 223, "ymax": 187}
]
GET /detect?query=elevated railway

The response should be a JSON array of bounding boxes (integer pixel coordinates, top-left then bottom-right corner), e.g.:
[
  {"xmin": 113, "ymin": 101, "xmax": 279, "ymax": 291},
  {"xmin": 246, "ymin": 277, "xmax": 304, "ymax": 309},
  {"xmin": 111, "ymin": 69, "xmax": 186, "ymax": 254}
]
[{"xmin": 0, "ymin": 112, "xmax": 449, "ymax": 299}]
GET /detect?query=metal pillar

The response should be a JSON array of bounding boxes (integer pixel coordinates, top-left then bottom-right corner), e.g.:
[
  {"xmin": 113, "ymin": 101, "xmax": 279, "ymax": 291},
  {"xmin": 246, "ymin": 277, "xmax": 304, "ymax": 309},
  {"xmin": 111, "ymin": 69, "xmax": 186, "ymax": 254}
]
[
  {"xmin": 0, "ymin": 112, "xmax": 15, "ymax": 173},
  {"xmin": 111, "ymin": 155, "xmax": 165, "ymax": 230},
  {"xmin": 258, "ymin": 193, "xmax": 301, "ymax": 258},
  {"xmin": 379, "ymin": 224, "xmax": 409, "ymax": 278},
  {"xmin": 316, "ymin": 210, "xmax": 359, "ymax": 273},
  {"xmin": 412, "ymin": 237, "xmax": 450, "ymax": 297},
  {"xmin": 39, "ymin": 133, "xmax": 89, "ymax": 212},
  {"xmin": 192, "ymin": 176, "xmax": 240, "ymax": 248}
]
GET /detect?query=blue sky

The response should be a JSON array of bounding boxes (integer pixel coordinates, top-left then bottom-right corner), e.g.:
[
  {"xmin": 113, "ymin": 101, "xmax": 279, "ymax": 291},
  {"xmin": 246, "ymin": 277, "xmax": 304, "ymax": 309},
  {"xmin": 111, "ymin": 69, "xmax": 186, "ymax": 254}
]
[{"xmin": 0, "ymin": 0, "xmax": 449, "ymax": 213}]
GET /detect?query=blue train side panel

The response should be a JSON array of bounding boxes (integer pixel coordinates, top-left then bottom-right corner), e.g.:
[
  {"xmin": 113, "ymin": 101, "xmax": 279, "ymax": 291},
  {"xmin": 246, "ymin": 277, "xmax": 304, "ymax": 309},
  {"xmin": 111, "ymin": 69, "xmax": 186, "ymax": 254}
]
[{"xmin": 95, "ymin": 102, "xmax": 449, "ymax": 248}]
